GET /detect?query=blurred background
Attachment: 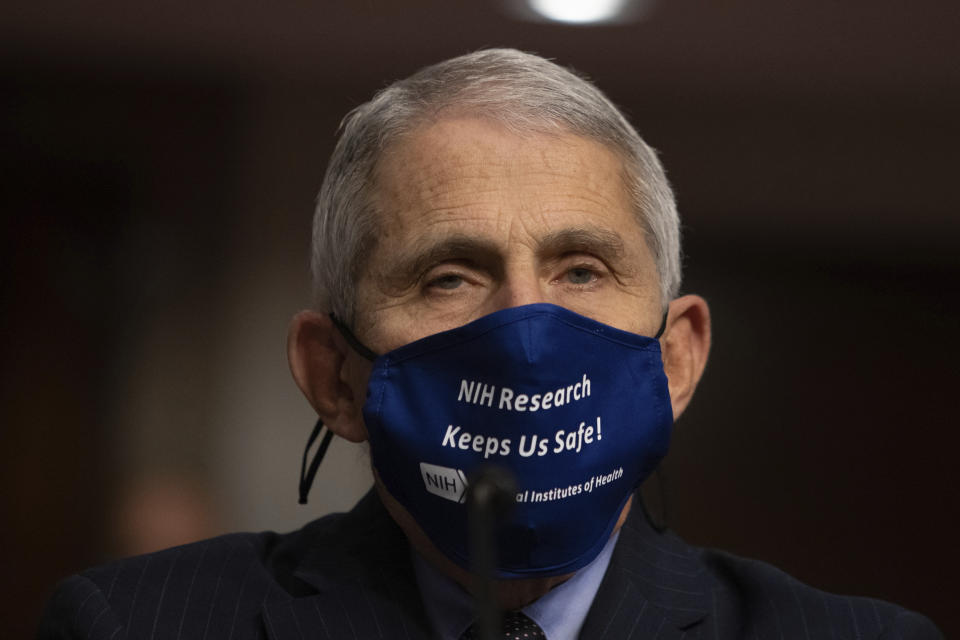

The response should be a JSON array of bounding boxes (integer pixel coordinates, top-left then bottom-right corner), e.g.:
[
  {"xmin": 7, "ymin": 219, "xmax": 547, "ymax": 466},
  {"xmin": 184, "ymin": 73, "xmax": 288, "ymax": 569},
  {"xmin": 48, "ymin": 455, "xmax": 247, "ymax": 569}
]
[{"xmin": 2, "ymin": 0, "xmax": 958, "ymax": 636}]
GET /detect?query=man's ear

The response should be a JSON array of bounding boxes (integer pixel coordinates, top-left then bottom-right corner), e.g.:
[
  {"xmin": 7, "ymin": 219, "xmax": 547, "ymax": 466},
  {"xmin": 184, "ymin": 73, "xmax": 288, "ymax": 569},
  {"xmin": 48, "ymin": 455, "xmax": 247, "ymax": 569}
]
[
  {"xmin": 287, "ymin": 311, "xmax": 369, "ymax": 442},
  {"xmin": 661, "ymin": 295, "xmax": 711, "ymax": 420}
]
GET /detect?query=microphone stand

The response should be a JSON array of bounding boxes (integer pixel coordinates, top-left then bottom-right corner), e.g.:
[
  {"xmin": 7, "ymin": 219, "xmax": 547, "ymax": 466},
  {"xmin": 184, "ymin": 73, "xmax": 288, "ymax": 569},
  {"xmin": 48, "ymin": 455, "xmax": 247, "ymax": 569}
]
[{"xmin": 466, "ymin": 466, "xmax": 516, "ymax": 640}]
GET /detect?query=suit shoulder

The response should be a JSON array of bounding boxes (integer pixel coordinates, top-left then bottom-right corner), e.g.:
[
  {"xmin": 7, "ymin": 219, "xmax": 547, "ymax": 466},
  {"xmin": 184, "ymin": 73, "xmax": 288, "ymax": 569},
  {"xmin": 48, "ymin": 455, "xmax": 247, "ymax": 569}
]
[
  {"xmin": 700, "ymin": 548, "xmax": 943, "ymax": 639},
  {"xmin": 878, "ymin": 609, "xmax": 945, "ymax": 640},
  {"xmin": 83, "ymin": 531, "xmax": 280, "ymax": 601},
  {"xmin": 38, "ymin": 574, "xmax": 124, "ymax": 639},
  {"xmin": 41, "ymin": 529, "xmax": 302, "ymax": 640}
]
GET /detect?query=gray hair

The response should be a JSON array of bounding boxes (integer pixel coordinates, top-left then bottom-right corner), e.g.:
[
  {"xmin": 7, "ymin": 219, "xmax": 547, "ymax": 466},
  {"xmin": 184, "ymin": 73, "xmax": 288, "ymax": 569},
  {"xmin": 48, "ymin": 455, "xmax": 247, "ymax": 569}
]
[{"xmin": 313, "ymin": 48, "xmax": 681, "ymax": 323}]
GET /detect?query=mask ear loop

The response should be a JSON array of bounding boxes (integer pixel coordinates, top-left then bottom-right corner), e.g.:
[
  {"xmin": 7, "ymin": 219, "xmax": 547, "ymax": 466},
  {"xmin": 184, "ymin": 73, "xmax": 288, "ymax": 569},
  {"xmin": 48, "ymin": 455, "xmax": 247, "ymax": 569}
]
[
  {"xmin": 328, "ymin": 313, "xmax": 378, "ymax": 361},
  {"xmin": 654, "ymin": 310, "xmax": 668, "ymax": 339},
  {"xmin": 299, "ymin": 419, "xmax": 334, "ymax": 504},
  {"xmin": 298, "ymin": 315, "xmax": 379, "ymax": 504}
]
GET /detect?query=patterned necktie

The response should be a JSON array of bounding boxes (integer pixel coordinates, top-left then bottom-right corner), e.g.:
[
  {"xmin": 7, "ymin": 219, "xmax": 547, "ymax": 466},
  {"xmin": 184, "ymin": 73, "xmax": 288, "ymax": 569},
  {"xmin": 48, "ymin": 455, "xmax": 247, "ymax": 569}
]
[{"xmin": 460, "ymin": 610, "xmax": 547, "ymax": 640}]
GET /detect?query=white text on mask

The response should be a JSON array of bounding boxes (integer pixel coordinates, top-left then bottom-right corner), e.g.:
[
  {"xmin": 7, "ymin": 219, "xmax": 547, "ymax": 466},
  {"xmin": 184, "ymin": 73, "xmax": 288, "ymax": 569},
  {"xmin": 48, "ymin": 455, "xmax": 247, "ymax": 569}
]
[{"xmin": 456, "ymin": 374, "xmax": 591, "ymax": 412}]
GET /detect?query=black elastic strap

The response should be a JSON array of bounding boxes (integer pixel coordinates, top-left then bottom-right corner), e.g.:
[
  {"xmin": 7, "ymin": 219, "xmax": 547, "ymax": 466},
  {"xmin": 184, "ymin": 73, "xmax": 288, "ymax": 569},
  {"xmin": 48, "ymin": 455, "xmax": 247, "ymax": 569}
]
[
  {"xmin": 654, "ymin": 310, "xmax": 669, "ymax": 339},
  {"xmin": 297, "ymin": 314, "xmax": 375, "ymax": 505},
  {"xmin": 329, "ymin": 313, "xmax": 378, "ymax": 362},
  {"xmin": 298, "ymin": 418, "xmax": 335, "ymax": 504}
]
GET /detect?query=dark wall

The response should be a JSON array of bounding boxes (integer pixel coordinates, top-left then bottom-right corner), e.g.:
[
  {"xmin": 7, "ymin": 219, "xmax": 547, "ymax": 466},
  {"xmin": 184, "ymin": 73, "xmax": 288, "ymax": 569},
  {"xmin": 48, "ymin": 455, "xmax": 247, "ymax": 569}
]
[
  {"xmin": 668, "ymin": 236, "xmax": 958, "ymax": 623},
  {"xmin": 1, "ymin": 67, "xmax": 243, "ymax": 636}
]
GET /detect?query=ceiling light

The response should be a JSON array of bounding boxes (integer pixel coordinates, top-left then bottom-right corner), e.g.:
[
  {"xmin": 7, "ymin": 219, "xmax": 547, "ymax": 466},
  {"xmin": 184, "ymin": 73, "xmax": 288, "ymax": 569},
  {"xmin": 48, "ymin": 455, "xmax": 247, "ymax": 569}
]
[{"xmin": 522, "ymin": 0, "xmax": 649, "ymax": 25}]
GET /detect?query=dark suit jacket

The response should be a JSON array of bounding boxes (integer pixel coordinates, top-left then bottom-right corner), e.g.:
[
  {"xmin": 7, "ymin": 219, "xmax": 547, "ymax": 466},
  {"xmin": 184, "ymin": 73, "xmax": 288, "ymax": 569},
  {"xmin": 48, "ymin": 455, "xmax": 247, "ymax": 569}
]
[{"xmin": 39, "ymin": 490, "xmax": 942, "ymax": 639}]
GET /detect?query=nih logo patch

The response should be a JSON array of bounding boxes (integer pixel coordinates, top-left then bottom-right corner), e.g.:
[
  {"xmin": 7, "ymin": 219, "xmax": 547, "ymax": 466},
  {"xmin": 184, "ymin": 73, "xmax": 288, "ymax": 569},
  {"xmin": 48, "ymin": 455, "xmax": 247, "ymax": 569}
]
[{"xmin": 420, "ymin": 462, "xmax": 468, "ymax": 503}]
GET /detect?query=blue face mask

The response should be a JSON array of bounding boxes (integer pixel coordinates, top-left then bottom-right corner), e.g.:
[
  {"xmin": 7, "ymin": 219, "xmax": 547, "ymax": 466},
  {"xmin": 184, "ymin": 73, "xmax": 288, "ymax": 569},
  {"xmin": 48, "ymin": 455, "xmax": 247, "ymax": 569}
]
[{"xmin": 301, "ymin": 303, "xmax": 672, "ymax": 579}]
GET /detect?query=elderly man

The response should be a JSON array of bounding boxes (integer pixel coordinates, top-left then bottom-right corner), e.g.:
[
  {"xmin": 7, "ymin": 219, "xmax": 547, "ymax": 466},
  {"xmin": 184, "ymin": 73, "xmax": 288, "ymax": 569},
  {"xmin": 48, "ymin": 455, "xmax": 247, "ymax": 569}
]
[{"xmin": 41, "ymin": 49, "xmax": 940, "ymax": 640}]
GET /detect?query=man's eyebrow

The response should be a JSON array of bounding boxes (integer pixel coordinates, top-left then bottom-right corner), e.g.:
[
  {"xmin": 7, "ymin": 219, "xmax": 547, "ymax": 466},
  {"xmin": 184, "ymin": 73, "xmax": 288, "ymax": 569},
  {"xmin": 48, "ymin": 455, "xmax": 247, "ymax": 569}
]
[
  {"xmin": 380, "ymin": 234, "xmax": 503, "ymax": 288},
  {"xmin": 538, "ymin": 227, "xmax": 627, "ymax": 261}
]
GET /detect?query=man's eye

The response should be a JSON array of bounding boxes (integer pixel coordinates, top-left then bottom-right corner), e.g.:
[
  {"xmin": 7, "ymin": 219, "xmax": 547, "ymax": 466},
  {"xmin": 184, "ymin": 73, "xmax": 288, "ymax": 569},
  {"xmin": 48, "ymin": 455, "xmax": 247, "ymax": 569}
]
[
  {"xmin": 566, "ymin": 268, "xmax": 596, "ymax": 285},
  {"xmin": 428, "ymin": 274, "xmax": 464, "ymax": 290}
]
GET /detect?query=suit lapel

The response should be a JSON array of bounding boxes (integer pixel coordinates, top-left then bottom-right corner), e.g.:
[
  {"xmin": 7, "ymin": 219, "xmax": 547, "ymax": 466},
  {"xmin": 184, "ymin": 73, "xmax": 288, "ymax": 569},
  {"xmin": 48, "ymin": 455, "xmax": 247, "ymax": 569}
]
[
  {"xmin": 580, "ymin": 499, "xmax": 713, "ymax": 639},
  {"xmin": 262, "ymin": 491, "xmax": 434, "ymax": 640}
]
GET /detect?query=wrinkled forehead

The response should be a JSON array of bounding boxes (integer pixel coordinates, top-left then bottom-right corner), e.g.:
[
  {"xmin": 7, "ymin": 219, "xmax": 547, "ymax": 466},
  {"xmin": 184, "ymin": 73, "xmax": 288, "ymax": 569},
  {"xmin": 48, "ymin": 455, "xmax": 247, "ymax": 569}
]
[
  {"xmin": 369, "ymin": 116, "xmax": 639, "ymax": 235},
  {"xmin": 353, "ymin": 117, "xmax": 658, "ymax": 303}
]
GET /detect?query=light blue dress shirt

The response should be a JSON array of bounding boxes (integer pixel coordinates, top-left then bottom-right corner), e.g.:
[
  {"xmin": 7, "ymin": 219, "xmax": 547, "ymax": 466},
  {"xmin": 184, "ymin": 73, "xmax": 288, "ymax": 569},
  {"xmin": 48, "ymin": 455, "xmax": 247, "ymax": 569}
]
[{"xmin": 412, "ymin": 531, "xmax": 619, "ymax": 640}]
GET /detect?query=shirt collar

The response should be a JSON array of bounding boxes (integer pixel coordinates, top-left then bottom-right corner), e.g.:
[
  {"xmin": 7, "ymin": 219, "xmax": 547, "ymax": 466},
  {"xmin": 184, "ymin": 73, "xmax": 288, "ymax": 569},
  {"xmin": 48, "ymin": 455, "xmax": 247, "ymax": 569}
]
[{"xmin": 412, "ymin": 531, "xmax": 620, "ymax": 640}]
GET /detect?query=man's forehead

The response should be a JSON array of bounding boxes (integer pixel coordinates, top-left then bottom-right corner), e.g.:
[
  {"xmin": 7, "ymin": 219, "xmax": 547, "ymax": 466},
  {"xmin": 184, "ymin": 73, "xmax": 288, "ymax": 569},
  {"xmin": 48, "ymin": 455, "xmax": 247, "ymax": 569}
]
[
  {"xmin": 373, "ymin": 117, "xmax": 634, "ymax": 216},
  {"xmin": 362, "ymin": 116, "xmax": 654, "ymax": 283}
]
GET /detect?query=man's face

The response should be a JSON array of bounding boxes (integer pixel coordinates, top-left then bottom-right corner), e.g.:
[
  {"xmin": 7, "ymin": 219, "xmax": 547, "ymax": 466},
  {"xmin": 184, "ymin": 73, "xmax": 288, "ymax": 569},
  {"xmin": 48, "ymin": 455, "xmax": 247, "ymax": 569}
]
[
  {"xmin": 351, "ymin": 116, "xmax": 665, "ymax": 353},
  {"xmin": 292, "ymin": 116, "xmax": 706, "ymax": 604}
]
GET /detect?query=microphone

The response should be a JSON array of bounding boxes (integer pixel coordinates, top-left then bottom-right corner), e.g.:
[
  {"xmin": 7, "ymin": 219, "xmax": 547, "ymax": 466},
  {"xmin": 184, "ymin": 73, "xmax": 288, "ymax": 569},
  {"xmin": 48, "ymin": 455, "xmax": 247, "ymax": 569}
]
[{"xmin": 466, "ymin": 465, "xmax": 517, "ymax": 640}]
